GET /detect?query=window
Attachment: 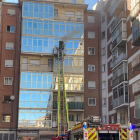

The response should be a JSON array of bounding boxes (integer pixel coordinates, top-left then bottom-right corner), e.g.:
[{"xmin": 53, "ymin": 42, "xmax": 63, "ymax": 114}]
[
  {"xmin": 88, "ymin": 47, "xmax": 95, "ymax": 55},
  {"xmin": 110, "ymin": 44, "xmax": 112, "ymax": 51},
  {"xmin": 54, "ymin": 9, "xmax": 58, "ymax": 16},
  {"xmin": 103, "ymin": 116, "xmax": 106, "ymax": 124},
  {"xmin": 6, "ymin": 42, "xmax": 14, "ymax": 50},
  {"xmin": 48, "ymin": 59, "xmax": 53, "ymax": 66},
  {"xmin": 67, "ymin": 97, "xmax": 74, "ymax": 102},
  {"xmin": 88, "ymin": 32, "xmax": 95, "ymax": 38},
  {"xmin": 110, "ymin": 61, "xmax": 113, "ymax": 68},
  {"xmin": 111, "ymin": 116, "xmax": 114, "ymax": 124},
  {"xmin": 77, "ymin": 115, "xmax": 81, "ymax": 122},
  {"xmin": 102, "ymin": 15, "xmax": 105, "ymax": 23},
  {"xmin": 102, "ymin": 64, "xmax": 106, "ymax": 72},
  {"xmin": 88, "ymin": 16, "xmax": 95, "ymax": 23},
  {"xmin": 5, "ymin": 60, "xmax": 13, "ymax": 67},
  {"xmin": 102, "ymin": 81, "xmax": 106, "ymax": 89},
  {"xmin": 102, "ymin": 48, "xmax": 106, "ymax": 55},
  {"xmin": 88, "ymin": 98, "xmax": 96, "ymax": 106},
  {"xmin": 88, "ymin": 81, "xmax": 96, "ymax": 89},
  {"xmin": 88, "ymin": 65, "xmax": 95, "ymax": 72},
  {"xmin": 30, "ymin": 60, "xmax": 40, "ymax": 65},
  {"xmin": 4, "ymin": 77, "xmax": 13, "ymax": 85},
  {"xmin": 65, "ymin": 11, "xmax": 75, "ymax": 17},
  {"xmin": 103, "ymin": 98, "xmax": 106, "ymax": 106},
  {"xmin": 76, "ymin": 96, "xmax": 81, "ymax": 102},
  {"xmin": 69, "ymin": 115, "xmax": 74, "ymax": 121},
  {"xmin": 3, "ymin": 96, "xmax": 11, "ymax": 103},
  {"xmin": 110, "ymin": 79, "xmax": 112, "ymax": 87},
  {"xmin": 2, "ymin": 115, "xmax": 10, "ymax": 122},
  {"xmin": 102, "ymin": 31, "xmax": 105, "ymax": 39},
  {"xmin": 7, "ymin": 9, "xmax": 15, "ymax": 15},
  {"xmin": 131, "ymin": 40, "xmax": 135, "ymax": 49},
  {"xmin": 7, "ymin": 26, "xmax": 14, "ymax": 33}
]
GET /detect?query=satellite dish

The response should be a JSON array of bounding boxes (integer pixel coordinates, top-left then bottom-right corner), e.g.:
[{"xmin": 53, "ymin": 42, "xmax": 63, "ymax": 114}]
[{"xmin": 10, "ymin": 95, "xmax": 15, "ymax": 101}]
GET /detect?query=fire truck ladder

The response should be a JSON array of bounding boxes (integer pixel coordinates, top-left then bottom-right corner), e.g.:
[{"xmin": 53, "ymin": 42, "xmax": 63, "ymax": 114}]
[{"xmin": 57, "ymin": 42, "xmax": 69, "ymax": 136}]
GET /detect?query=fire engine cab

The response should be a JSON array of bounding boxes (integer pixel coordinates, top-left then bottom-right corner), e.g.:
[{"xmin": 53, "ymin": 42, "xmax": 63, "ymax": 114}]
[{"xmin": 68, "ymin": 116, "xmax": 129, "ymax": 140}]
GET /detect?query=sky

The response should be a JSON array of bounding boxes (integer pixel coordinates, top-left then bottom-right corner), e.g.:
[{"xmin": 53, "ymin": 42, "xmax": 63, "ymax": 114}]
[{"xmin": 5, "ymin": 0, "xmax": 99, "ymax": 10}]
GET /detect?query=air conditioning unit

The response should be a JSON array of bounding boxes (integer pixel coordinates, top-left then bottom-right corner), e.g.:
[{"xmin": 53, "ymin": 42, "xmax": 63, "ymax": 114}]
[{"xmin": 77, "ymin": 18, "xmax": 82, "ymax": 22}]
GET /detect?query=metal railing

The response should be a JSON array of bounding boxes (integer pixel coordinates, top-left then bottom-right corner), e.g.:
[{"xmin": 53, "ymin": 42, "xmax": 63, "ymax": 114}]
[
  {"xmin": 21, "ymin": 63, "xmax": 53, "ymax": 72},
  {"xmin": 111, "ymin": 11, "xmax": 126, "ymax": 32},
  {"xmin": 131, "ymin": 1, "xmax": 140, "ymax": 18},
  {"xmin": 32, "ymin": 0, "xmax": 85, "ymax": 4},
  {"xmin": 112, "ymin": 53, "xmax": 127, "ymax": 68},
  {"xmin": 110, "ymin": 0, "xmax": 122, "ymax": 15},
  {"xmin": 54, "ymin": 14, "xmax": 84, "ymax": 22},
  {"xmin": 113, "ymin": 95, "xmax": 128, "ymax": 108},
  {"xmin": 54, "ymin": 65, "xmax": 84, "ymax": 73},
  {"xmin": 132, "ymin": 53, "xmax": 140, "ymax": 68},
  {"xmin": 132, "ymin": 79, "xmax": 140, "ymax": 94},
  {"xmin": 53, "ymin": 101, "xmax": 84, "ymax": 110},
  {"xmin": 112, "ymin": 73, "xmax": 127, "ymax": 87},
  {"xmin": 117, "ymin": 118, "xmax": 127, "ymax": 125},
  {"xmin": 112, "ymin": 32, "xmax": 127, "ymax": 49}
]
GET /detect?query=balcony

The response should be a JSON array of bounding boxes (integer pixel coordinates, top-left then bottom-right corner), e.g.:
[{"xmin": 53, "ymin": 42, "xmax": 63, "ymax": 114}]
[
  {"xmin": 112, "ymin": 31, "xmax": 127, "ymax": 51},
  {"xmin": 111, "ymin": 11, "xmax": 126, "ymax": 33},
  {"xmin": 110, "ymin": 0, "xmax": 125, "ymax": 16},
  {"xmin": 132, "ymin": 54, "xmax": 140, "ymax": 71},
  {"xmin": 54, "ymin": 14, "xmax": 84, "ymax": 22},
  {"xmin": 21, "ymin": 64, "xmax": 53, "ymax": 72},
  {"xmin": 130, "ymin": 1, "xmax": 140, "ymax": 20},
  {"xmin": 132, "ymin": 79, "xmax": 140, "ymax": 94},
  {"xmin": 53, "ymin": 101, "xmax": 84, "ymax": 110},
  {"xmin": 112, "ymin": 53, "xmax": 127, "ymax": 69},
  {"xmin": 112, "ymin": 73, "xmax": 127, "ymax": 87},
  {"xmin": 135, "ymin": 108, "xmax": 140, "ymax": 119},
  {"xmin": 113, "ymin": 95, "xmax": 129, "ymax": 109}
]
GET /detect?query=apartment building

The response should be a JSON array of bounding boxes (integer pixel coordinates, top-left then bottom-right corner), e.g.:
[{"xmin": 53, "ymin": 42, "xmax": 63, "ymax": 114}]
[
  {"xmin": 84, "ymin": 10, "xmax": 102, "ymax": 118},
  {"xmin": 0, "ymin": 2, "xmax": 20, "ymax": 140},
  {"xmin": 18, "ymin": 0, "xmax": 87, "ymax": 139},
  {"xmin": 94, "ymin": 0, "xmax": 140, "ymax": 138}
]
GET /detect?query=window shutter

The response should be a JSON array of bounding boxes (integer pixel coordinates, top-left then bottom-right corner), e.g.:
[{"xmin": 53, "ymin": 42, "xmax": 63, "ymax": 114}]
[
  {"xmin": 88, "ymin": 16, "xmax": 95, "ymax": 23},
  {"xmin": 88, "ymin": 32, "xmax": 95, "ymax": 38},
  {"xmin": 6, "ymin": 42, "xmax": 14, "ymax": 49},
  {"xmin": 65, "ymin": 11, "xmax": 75, "ymax": 17},
  {"xmin": 30, "ymin": 60, "xmax": 40, "ymax": 65},
  {"xmin": 5, "ymin": 60, "xmax": 13, "ymax": 67},
  {"xmin": 7, "ymin": 9, "xmax": 15, "ymax": 15}
]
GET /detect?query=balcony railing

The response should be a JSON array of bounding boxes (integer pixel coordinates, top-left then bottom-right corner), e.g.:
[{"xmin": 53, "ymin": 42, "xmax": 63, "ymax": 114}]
[
  {"xmin": 132, "ymin": 54, "xmax": 140, "ymax": 69},
  {"xmin": 31, "ymin": 0, "xmax": 85, "ymax": 4},
  {"xmin": 135, "ymin": 108, "xmax": 140, "ymax": 119},
  {"xmin": 112, "ymin": 53, "xmax": 127, "ymax": 68},
  {"xmin": 111, "ymin": 11, "xmax": 126, "ymax": 32},
  {"xmin": 112, "ymin": 32, "xmax": 127, "ymax": 50},
  {"xmin": 110, "ymin": 0, "xmax": 124, "ymax": 15},
  {"xmin": 131, "ymin": 1, "xmax": 140, "ymax": 19},
  {"xmin": 112, "ymin": 73, "xmax": 127, "ymax": 87},
  {"xmin": 132, "ymin": 79, "xmax": 140, "ymax": 94},
  {"xmin": 113, "ymin": 95, "xmax": 128, "ymax": 108},
  {"xmin": 54, "ymin": 66, "xmax": 84, "ymax": 73},
  {"xmin": 54, "ymin": 14, "xmax": 84, "ymax": 22},
  {"xmin": 53, "ymin": 101, "xmax": 84, "ymax": 110},
  {"xmin": 21, "ymin": 63, "xmax": 53, "ymax": 72}
]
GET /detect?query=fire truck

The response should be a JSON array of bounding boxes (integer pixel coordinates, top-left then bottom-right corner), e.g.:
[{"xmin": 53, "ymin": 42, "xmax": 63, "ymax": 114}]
[{"xmin": 68, "ymin": 116, "xmax": 129, "ymax": 140}]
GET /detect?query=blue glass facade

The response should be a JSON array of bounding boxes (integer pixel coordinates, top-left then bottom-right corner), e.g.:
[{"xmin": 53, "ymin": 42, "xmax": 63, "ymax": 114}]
[
  {"xmin": 23, "ymin": 19, "xmax": 83, "ymax": 38},
  {"xmin": 19, "ymin": 2, "xmax": 84, "ymax": 128},
  {"xmin": 21, "ymin": 72, "xmax": 53, "ymax": 89},
  {"xmin": 23, "ymin": 2, "xmax": 54, "ymax": 19},
  {"xmin": 22, "ymin": 36, "xmax": 83, "ymax": 55}
]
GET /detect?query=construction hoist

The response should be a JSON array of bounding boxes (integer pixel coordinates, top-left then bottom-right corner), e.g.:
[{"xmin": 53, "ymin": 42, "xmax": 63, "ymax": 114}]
[{"xmin": 54, "ymin": 41, "xmax": 69, "ymax": 137}]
